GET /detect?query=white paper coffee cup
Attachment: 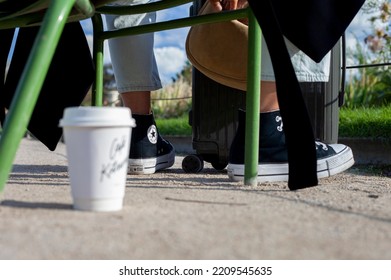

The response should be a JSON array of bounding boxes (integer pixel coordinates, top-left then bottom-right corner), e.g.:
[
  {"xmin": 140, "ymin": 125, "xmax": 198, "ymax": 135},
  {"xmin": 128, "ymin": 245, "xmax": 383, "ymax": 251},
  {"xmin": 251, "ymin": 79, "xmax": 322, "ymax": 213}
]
[{"xmin": 59, "ymin": 106, "xmax": 136, "ymax": 211}]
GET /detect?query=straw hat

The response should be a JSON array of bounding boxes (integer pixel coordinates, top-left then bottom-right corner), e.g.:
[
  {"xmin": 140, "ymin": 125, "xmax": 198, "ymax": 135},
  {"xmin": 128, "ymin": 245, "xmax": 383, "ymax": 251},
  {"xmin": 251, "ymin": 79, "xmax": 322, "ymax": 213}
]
[{"xmin": 185, "ymin": 1, "xmax": 248, "ymax": 91}]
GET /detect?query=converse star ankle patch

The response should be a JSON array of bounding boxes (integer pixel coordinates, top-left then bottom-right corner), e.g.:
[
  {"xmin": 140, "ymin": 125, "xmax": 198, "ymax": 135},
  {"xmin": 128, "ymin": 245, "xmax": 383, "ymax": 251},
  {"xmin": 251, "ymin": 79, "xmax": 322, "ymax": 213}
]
[{"xmin": 147, "ymin": 125, "xmax": 158, "ymax": 144}]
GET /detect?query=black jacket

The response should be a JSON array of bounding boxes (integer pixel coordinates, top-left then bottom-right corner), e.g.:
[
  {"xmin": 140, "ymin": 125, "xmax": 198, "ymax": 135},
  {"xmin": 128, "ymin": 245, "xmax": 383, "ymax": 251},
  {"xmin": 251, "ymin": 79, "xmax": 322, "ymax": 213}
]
[
  {"xmin": 0, "ymin": 22, "xmax": 94, "ymax": 151},
  {"xmin": 247, "ymin": 0, "xmax": 365, "ymax": 189}
]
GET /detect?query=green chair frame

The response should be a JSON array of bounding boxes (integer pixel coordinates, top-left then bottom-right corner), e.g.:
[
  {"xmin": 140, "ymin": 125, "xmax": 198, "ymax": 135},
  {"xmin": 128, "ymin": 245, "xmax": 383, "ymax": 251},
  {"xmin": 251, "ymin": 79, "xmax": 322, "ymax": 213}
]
[{"xmin": 0, "ymin": 0, "xmax": 261, "ymax": 193}]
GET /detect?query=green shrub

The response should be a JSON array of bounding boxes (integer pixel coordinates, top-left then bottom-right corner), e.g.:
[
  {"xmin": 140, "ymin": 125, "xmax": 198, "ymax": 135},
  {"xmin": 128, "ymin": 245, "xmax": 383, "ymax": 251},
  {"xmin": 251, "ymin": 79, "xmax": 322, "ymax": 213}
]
[{"xmin": 151, "ymin": 76, "xmax": 192, "ymax": 119}]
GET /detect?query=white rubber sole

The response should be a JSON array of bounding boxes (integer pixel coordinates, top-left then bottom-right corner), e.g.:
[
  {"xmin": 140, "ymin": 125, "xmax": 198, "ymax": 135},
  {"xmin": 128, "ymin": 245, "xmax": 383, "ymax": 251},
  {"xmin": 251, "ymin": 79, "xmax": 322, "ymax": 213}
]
[
  {"xmin": 127, "ymin": 150, "xmax": 175, "ymax": 175},
  {"xmin": 227, "ymin": 145, "xmax": 355, "ymax": 183}
]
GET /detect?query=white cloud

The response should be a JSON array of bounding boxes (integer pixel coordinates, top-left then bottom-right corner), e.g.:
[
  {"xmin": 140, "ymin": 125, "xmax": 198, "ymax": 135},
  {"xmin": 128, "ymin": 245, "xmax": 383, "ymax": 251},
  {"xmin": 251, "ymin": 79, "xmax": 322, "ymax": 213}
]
[
  {"xmin": 153, "ymin": 3, "xmax": 192, "ymax": 84},
  {"xmin": 155, "ymin": 27, "xmax": 190, "ymax": 49},
  {"xmin": 155, "ymin": 46, "xmax": 188, "ymax": 85}
]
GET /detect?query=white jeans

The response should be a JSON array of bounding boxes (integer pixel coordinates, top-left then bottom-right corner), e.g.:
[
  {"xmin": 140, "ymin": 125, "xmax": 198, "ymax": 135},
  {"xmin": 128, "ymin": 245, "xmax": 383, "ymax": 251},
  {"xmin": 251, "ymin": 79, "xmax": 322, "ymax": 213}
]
[
  {"xmin": 105, "ymin": 0, "xmax": 330, "ymax": 94},
  {"xmin": 261, "ymin": 36, "xmax": 331, "ymax": 82},
  {"xmin": 104, "ymin": 0, "xmax": 162, "ymax": 93}
]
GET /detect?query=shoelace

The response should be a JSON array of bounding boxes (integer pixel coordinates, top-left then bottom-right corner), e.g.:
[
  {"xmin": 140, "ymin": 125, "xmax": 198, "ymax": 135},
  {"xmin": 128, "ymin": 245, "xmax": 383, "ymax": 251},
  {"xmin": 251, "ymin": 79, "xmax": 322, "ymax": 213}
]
[{"xmin": 315, "ymin": 141, "xmax": 329, "ymax": 151}]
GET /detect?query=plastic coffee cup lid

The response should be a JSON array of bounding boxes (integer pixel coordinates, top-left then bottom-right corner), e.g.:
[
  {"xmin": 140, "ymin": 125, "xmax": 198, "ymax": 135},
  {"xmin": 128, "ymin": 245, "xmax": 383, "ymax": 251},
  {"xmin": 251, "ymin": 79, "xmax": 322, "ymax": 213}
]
[{"xmin": 59, "ymin": 106, "xmax": 136, "ymax": 127}]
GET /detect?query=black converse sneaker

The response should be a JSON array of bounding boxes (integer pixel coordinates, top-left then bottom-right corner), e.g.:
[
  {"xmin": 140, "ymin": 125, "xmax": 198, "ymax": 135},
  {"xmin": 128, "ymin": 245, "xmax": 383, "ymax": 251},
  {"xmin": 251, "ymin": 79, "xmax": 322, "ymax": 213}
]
[
  {"xmin": 227, "ymin": 109, "xmax": 355, "ymax": 183},
  {"xmin": 128, "ymin": 113, "xmax": 175, "ymax": 174}
]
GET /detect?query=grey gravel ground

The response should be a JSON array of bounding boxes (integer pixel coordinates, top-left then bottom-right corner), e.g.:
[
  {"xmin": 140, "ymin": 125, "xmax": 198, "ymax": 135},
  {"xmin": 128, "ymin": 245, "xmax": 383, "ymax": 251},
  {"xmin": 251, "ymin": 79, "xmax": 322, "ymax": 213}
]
[{"xmin": 0, "ymin": 138, "xmax": 391, "ymax": 260}]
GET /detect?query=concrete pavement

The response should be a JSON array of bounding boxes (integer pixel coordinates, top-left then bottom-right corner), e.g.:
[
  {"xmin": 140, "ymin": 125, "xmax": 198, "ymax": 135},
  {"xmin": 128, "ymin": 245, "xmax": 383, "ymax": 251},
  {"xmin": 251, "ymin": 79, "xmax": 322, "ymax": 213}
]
[{"xmin": 0, "ymin": 138, "xmax": 391, "ymax": 259}]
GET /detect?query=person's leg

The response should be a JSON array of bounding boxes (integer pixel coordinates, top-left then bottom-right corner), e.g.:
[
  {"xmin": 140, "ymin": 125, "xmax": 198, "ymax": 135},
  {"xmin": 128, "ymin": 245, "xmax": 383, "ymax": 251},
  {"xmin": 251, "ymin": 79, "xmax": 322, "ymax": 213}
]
[
  {"xmin": 227, "ymin": 38, "xmax": 354, "ymax": 183},
  {"xmin": 258, "ymin": 82, "xmax": 279, "ymax": 112},
  {"xmin": 105, "ymin": 11, "xmax": 175, "ymax": 174},
  {"xmin": 121, "ymin": 91, "xmax": 151, "ymax": 115}
]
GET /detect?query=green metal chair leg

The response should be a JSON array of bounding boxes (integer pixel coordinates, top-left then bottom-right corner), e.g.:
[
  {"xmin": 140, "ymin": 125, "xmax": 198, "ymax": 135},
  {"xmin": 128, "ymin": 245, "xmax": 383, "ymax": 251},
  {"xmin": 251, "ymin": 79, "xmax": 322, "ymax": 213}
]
[
  {"xmin": 244, "ymin": 9, "xmax": 262, "ymax": 186},
  {"xmin": 0, "ymin": 0, "xmax": 77, "ymax": 192},
  {"xmin": 91, "ymin": 14, "xmax": 104, "ymax": 107}
]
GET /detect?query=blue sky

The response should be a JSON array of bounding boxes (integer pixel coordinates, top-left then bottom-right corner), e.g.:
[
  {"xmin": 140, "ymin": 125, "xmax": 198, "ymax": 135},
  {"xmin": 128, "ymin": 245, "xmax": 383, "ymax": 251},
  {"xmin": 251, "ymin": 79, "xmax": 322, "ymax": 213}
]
[{"xmin": 79, "ymin": 3, "xmax": 374, "ymax": 86}]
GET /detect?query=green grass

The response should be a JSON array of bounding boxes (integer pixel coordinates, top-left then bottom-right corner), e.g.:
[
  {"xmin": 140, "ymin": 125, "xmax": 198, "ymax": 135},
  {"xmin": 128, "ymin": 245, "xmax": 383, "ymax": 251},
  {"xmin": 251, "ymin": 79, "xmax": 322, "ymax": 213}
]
[
  {"xmin": 156, "ymin": 115, "xmax": 192, "ymax": 136},
  {"xmin": 339, "ymin": 106, "xmax": 391, "ymax": 138},
  {"xmin": 156, "ymin": 106, "xmax": 391, "ymax": 139}
]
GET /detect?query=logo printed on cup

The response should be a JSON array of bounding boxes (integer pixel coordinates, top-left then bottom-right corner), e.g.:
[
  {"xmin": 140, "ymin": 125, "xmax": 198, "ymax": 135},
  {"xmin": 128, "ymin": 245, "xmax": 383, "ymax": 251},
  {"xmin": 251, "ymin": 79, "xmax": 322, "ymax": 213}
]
[{"xmin": 100, "ymin": 135, "xmax": 129, "ymax": 182}]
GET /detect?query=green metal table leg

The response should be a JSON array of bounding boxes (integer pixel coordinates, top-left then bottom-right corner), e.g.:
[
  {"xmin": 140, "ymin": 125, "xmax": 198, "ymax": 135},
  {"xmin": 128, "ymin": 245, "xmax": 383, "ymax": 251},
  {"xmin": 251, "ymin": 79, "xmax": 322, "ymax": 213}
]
[
  {"xmin": 0, "ymin": 0, "xmax": 77, "ymax": 193},
  {"xmin": 91, "ymin": 14, "xmax": 104, "ymax": 107},
  {"xmin": 244, "ymin": 9, "xmax": 262, "ymax": 186}
]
